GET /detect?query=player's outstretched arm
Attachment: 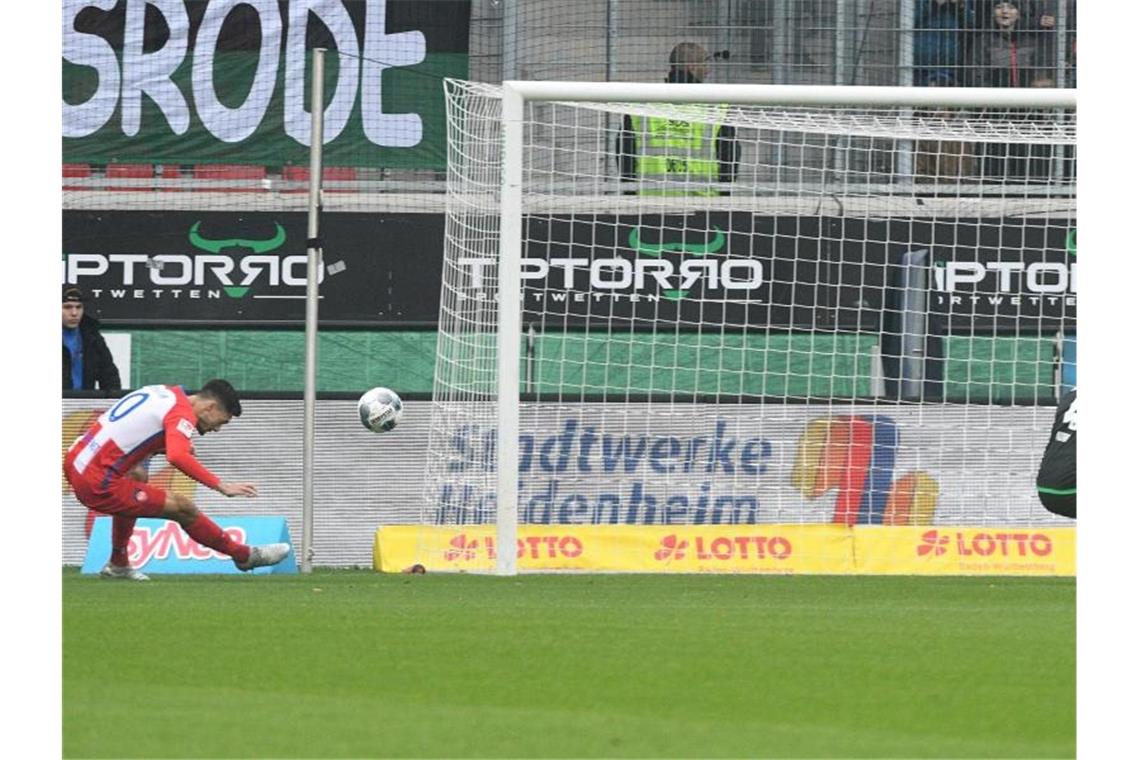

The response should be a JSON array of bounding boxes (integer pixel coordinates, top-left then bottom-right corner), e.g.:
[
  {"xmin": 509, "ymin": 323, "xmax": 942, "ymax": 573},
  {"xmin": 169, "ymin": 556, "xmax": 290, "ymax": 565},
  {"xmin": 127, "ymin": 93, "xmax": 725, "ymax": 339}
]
[
  {"xmin": 217, "ymin": 481, "xmax": 258, "ymax": 498},
  {"xmin": 164, "ymin": 416, "xmax": 224, "ymax": 490}
]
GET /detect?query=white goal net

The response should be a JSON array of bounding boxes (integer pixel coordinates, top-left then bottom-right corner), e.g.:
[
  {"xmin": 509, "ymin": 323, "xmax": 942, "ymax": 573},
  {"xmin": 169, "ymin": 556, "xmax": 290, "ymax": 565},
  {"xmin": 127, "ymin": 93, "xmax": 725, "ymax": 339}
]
[{"xmin": 406, "ymin": 79, "xmax": 1076, "ymax": 575}]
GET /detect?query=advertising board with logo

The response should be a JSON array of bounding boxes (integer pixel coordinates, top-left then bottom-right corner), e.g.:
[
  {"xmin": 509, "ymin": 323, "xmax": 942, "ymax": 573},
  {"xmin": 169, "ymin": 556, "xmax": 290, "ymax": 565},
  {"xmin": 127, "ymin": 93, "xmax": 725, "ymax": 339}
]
[
  {"xmin": 477, "ymin": 214, "xmax": 1071, "ymax": 332},
  {"xmin": 431, "ymin": 403, "xmax": 1065, "ymax": 529},
  {"xmin": 62, "ymin": 210, "xmax": 445, "ymax": 325},
  {"xmin": 81, "ymin": 516, "xmax": 297, "ymax": 574},
  {"xmin": 63, "ymin": 0, "xmax": 470, "ymax": 170},
  {"xmin": 373, "ymin": 524, "xmax": 1074, "ymax": 576},
  {"xmin": 856, "ymin": 525, "xmax": 1074, "ymax": 576},
  {"xmin": 63, "ymin": 399, "xmax": 1070, "ymax": 570},
  {"xmin": 63, "ymin": 211, "xmax": 1073, "ymax": 329},
  {"xmin": 375, "ymin": 525, "xmax": 852, "ymax": 574}
]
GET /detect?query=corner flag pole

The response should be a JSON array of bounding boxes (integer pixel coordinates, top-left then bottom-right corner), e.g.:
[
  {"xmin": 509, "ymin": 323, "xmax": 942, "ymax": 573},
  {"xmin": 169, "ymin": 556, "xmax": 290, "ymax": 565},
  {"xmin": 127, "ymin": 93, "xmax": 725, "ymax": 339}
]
[{"xmin": 301, "ymin": 47, "xmax": 326, "ymax": 575}]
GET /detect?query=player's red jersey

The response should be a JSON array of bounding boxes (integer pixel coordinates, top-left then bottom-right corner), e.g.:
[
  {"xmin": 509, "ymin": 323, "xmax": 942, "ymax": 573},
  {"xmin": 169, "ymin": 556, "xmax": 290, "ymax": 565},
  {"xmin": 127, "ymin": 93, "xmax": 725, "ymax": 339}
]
[{"xmin": 64, "ymin": 384, "xmax": 221, "ymax": 490}]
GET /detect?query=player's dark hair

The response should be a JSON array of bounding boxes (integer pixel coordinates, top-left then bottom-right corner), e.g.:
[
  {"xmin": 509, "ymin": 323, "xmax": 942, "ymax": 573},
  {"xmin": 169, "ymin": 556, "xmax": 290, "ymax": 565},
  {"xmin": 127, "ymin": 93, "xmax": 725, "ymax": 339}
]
[{"xmin": 199, "ymin": 378, "xmax": 242, "ymax": 417}]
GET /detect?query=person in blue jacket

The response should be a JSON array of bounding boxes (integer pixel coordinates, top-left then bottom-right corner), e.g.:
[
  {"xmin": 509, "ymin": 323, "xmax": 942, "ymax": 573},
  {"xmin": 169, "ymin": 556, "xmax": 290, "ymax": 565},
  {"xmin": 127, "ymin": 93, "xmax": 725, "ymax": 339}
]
[
  {"xmin": 914, "ymin": 0, "xmax": 976, "ymax": 86},
  {"xmin": 62, "ymin": 285, "xmax": 121, "ymax": 391}
]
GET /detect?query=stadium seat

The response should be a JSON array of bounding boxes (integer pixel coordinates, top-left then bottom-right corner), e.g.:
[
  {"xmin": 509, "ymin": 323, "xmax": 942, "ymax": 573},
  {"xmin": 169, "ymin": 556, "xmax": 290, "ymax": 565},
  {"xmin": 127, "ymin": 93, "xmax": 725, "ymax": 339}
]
[
  {"xmin": 63, "ymin": 163, "xmax": 92, "ymax": 190},
  {"xmin": 63, "ymin": 163, "xmax": 93, "ymax": 178},
  {"xmin": 104, "ymin": 163, "xmax": 156, "ymax": 191},
  {"xmin": 150, "ymin": 164, "xmax": 187, "ymax": 192},
  {"xmin": 105, "ymin": 163, "xmax": 154, "ymax": 178},
  {"xmin": 193, "ymin": 163, "xmax": 269, "ymax": 191},
  {"xmin": 280, "ymin": 166, "xmax": 359, "ymax": 182},
  {"xmin": 280, "ymin": 165, "xmax": 359, "ymax": 192}
]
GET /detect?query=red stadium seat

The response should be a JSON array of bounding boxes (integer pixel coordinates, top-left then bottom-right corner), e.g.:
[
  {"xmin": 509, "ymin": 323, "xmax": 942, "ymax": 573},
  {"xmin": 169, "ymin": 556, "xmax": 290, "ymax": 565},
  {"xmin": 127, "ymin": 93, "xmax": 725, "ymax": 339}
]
[
  {"xmin": 63, "ymin": 163, "xmax": 93, "ymax": 178},
  {"xmin": 156, "ymin": 164, "xmax": 185, "ymax": 192},
  {"xmin": 280, "ymin": 165, "xmax": 358, "ymax": 183},
  {"xmin": 280, "ymin": 165, "xmax": 359, "ymax": 192},
  {"xmin": 63, "ymin": 163, "xmax": 93, "ymax": 190},
  {"xmin": 194, "ymin": 163, "xmax": 267, "ymax": 180},
  {"xmin": 104, "ymin": 163, "xmax": 156, "ymax": 191},
  {"xmin": 105, "ymin": 163, "xmax": 154, "ymax": 178},
  {"xmin": 193, "ymin": 163, "xmax": 268, "ymax": 191}
]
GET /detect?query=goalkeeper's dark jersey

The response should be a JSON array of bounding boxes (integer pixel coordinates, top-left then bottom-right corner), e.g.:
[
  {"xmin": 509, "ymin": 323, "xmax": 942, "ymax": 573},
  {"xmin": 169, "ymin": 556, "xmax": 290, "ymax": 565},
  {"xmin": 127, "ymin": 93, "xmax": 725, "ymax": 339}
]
[{"xmin": 1037, "ymin": 389, "xmax": 1076, "ymax": 495}]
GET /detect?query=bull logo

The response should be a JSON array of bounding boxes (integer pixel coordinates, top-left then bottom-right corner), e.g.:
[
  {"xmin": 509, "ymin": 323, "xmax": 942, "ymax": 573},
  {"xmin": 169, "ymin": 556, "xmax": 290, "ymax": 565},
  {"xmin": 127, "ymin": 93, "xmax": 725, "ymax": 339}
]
[
  {"xmin": 187, "ymin": 221, "xmax": 288, "ymax": 298},
  {"xmin": 628, "ymin": 226, "xmax": 726, "ymax": 258},
  {"xmin": 627, "ymin": 225, "xmax": 728, "ymax": 300}
]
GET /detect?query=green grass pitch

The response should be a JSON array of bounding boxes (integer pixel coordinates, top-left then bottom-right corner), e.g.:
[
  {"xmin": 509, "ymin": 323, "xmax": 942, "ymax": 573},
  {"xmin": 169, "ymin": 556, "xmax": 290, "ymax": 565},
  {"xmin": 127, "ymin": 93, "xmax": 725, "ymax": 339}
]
[{"xmin": 63, "ymin": 570, "xmax": 1074, "ymax": 758}]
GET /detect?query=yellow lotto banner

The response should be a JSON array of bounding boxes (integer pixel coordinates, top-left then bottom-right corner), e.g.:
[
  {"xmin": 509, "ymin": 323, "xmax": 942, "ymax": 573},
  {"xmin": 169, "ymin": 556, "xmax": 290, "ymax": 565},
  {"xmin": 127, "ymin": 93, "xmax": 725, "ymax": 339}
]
[
  {"xmin": 374, "ymin": 524, "xmax": 1074, "ymax": 576},
  {"xmin": 375, "ymin": 524, "xmax": 853, "ymax": 574},
  {"xmin": 854, "ymin": 526, "xmax": 1075, "ymax": 576}
]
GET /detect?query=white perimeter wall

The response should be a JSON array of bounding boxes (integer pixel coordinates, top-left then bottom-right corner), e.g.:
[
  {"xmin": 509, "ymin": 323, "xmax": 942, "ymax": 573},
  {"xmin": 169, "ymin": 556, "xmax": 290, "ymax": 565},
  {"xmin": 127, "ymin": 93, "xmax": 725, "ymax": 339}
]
[{"xmin": 62, "ymin": 399, "xmax": 1067, "ymax": 567}]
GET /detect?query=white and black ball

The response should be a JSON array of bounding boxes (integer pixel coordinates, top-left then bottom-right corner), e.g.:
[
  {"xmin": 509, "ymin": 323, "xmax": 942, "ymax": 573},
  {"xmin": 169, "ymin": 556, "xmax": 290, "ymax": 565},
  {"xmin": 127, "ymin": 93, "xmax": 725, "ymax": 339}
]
[{"xmin": 358, "ymin": 387, "xmax": 403, "ymax": 433}]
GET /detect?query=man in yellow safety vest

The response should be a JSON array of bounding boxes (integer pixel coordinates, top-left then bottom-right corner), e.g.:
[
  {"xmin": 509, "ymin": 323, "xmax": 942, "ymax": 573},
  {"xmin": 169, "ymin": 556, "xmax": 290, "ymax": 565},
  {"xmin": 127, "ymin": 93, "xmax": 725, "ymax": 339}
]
[{"xmin": 616, "ymin": 42, "xmax": 740, "ymax": 196}]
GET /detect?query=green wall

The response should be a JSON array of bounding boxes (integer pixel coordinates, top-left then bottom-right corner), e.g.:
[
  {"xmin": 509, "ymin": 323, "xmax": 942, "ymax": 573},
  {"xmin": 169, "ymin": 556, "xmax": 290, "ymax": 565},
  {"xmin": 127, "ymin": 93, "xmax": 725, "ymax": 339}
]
[
  {"xmin": 116, "ymin": 329, "xmax": 1057, "ymax": 401},
  {"xmin": 530, "ymin": 332, "xmax": 876, "ymax": 398},
  {"xmin": 123, "ymin": 330, "xmax": 439, "ymax": 393},
  {"xmin": 943, "ymin": 335, "xmax": 1057, "ymax": 401}
]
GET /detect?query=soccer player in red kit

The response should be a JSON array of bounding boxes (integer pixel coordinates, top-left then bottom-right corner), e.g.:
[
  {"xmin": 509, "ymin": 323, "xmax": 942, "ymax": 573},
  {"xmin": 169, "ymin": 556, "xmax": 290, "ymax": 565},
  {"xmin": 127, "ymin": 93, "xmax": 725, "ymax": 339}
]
[{"xmin": 64, "ymin": 379, "xmax": 290, "ymax": 580}]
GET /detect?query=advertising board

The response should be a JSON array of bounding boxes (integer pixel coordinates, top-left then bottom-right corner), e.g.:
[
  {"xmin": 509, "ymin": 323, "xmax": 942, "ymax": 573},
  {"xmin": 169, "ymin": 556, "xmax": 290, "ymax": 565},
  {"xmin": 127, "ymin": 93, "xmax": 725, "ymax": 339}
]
[
  {"xmin": 63, "ymin": 212, "xmax": 1073, "ymax": 331},
  {"xmin": 64, "ymin": 0, "xmax": 470, "ymax": 170}
]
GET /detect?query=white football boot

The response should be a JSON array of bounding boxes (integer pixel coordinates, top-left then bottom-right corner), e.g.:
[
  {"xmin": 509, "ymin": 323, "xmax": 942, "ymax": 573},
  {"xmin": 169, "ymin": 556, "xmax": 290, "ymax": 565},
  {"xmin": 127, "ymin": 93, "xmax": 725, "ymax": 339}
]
[
  {"xmin": 99, "ymin": 562, "xmax": 150, "ymax": 581},
  {"xmin": 234, "ymin": 543, "xmax": 292, "ymax": 572}
]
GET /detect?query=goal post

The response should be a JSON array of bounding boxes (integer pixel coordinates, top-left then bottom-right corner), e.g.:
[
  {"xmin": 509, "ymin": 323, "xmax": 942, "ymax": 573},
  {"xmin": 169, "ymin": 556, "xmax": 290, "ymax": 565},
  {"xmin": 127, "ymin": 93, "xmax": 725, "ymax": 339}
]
[
  {"xmin": 496, "ymin": 86, "xmax": 524, "ymax": 575},
  {"xmin": 423, "ymin": 79, "xmax": 1077, "ymax": 576}
]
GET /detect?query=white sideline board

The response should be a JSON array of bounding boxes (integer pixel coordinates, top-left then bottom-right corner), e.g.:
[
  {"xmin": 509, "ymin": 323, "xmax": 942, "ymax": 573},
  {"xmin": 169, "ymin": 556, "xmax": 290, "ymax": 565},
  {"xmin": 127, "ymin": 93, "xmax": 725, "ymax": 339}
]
[{"xmin": 102, "ymin": 332, "xmax": 131, "ymax": 389}]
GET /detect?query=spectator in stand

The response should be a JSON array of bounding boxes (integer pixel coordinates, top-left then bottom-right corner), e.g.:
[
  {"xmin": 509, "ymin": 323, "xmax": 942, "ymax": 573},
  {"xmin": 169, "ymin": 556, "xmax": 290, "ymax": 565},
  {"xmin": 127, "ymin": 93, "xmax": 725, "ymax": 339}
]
[
  {"xmin": 616, "ymin": 42, "xmax": 740, "ymax": 196},
  {"xmin": 972, "ymin": 1, "xmax": 1058, "ymax": 180},
  {"xmin": 913, "ymin": 0, "xmax": 977, "ymax": 87},
  {"xmin": 1032, "ymin": 0, "xmax": 1076, "ymax": 87},
  {"xmin": 914, "ymin": 72, "xmax": 977, "ymax": 182},
  {"xmin": 1067, "ymin": 0, "xmax": 1076, "ymax": 86},
  {"xmin": 62, "ymin": 285, "xmax": 121, "ymax": 392},
  {"xmin": 1067, "ymin": 30, "xmax": 1075, "ymax": 87},
  {"xmin": 973, "ymin": 1, "xmax": 1054, "ymax": 88}
]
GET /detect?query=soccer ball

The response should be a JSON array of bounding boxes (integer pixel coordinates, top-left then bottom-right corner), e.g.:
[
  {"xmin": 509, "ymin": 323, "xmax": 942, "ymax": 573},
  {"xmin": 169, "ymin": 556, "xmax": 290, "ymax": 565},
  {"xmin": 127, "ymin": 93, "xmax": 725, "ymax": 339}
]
[{"xmin": 358, "ymin": 387, "xmax": 403, "ymax": 433}]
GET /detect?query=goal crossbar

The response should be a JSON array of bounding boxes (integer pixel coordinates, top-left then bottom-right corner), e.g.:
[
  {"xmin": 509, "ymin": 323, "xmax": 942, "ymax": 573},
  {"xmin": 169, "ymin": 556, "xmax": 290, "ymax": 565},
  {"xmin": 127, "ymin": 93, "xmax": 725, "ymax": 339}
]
[{"xmin": 502, "ymin": 81, "xmax": 1077, "ymax": 110}]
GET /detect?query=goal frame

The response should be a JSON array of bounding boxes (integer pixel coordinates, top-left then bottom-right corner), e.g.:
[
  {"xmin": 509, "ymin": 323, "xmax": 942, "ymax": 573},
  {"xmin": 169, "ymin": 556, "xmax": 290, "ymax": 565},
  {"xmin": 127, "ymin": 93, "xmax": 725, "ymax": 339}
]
[{"xmin": 494, "ymin": 81, "xmax": 1077, "ymax": 575}]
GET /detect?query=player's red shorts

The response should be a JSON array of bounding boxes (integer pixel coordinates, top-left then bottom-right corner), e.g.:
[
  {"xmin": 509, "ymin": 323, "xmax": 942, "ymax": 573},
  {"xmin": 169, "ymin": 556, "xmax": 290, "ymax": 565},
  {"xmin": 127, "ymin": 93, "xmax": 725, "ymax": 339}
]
[{"xmin": 64, "ymin": 464, "xmax": 167, "ymax": 518}]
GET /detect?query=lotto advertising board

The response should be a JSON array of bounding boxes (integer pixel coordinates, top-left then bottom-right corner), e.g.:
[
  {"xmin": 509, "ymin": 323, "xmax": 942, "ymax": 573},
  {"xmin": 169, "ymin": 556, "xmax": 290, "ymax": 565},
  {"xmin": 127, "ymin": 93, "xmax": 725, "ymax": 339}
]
[
  {"xmin": 62, "ymin": 212, "xmax": 1071, "ymax": 329},
  {"xmin": 373, "ymin": 524, "xmax": 1075, "ymax": 576},
  {"xmin": 64, "ymin": 399, "xmax": 1071, "ymax": 573},
  {"xmin": 63, "ymin": 0, "xmax": 470, "ymax": 170}
]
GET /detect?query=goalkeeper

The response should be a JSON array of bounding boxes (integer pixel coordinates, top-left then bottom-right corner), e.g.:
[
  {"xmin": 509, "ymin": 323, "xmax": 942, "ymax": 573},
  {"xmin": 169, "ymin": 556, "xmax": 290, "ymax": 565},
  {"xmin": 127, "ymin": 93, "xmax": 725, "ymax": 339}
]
[{"xmin": 1036, "ymin": 388, "xmax": 1076, "ymax": 518}]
